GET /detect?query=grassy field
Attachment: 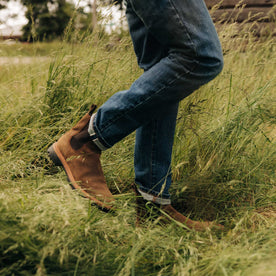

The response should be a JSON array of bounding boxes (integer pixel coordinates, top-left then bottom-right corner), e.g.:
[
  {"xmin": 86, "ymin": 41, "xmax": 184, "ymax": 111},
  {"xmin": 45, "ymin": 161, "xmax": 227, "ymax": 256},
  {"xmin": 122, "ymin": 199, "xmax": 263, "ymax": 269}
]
[{"xmin": 0, "ymin": 24, "xmax": 275, "ymax": 275}]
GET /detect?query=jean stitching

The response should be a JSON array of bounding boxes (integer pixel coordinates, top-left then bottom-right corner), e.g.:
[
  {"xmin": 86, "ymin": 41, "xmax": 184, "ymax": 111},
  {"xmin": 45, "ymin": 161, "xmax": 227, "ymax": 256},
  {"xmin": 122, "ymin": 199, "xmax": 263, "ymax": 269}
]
[
  {"xmin": 168, "ymin": 0, "xmax": 198, "ymax": 57},
  {"xmin": 151, "ymin": 119, "xmax": 157, "ymax": 189}
]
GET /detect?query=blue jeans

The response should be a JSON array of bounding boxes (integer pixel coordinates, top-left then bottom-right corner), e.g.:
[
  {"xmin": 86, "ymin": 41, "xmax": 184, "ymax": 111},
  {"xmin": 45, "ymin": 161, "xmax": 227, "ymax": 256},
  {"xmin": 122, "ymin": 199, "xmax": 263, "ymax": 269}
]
[{"xmin": 88, "ymin": 0, "xmax": 223, "ymax": 204}]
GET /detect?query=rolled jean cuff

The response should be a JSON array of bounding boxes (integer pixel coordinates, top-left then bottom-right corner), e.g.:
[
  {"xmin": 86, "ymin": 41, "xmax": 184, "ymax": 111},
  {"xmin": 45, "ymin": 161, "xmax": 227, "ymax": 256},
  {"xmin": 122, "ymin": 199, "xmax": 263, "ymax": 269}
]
[
  {"xmin": 88, "ymin": 113, "xmax": 109, "ymax": 151},
  {"xmin": 138, "ymin": 189, "xmax": 171, "ymax": 205}
]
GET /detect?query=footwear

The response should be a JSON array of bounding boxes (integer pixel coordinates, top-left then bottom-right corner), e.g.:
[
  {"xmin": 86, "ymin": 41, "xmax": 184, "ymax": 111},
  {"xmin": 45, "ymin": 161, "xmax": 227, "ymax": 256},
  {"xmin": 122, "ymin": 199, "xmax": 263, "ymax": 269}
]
[
  {"xmin": 133, "ymin": 184, "xmax": 224, "ymax": 231},
  {"xmin": 48, "ymin": 105, "xmax": 114, "ymax": 211}
]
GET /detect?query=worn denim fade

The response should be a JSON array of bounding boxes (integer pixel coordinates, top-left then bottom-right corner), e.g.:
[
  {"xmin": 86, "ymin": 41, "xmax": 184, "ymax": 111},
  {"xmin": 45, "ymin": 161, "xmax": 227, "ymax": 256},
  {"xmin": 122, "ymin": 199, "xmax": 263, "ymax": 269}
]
[{"xmin": 88, "ymin": 0, "xmax": 223, "ymax": 204}]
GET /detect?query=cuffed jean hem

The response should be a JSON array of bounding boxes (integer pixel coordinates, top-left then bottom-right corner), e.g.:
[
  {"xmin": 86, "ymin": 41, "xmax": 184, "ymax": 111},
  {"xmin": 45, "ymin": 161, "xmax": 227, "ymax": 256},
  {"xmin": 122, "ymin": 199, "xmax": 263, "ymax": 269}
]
[
  {"xmin": 88, "ymin": 113, "xmax": 110, "ymax": 151},
  {"xmin": 138, "ymin": 188, "xmax": 171, "ymax": 205}
]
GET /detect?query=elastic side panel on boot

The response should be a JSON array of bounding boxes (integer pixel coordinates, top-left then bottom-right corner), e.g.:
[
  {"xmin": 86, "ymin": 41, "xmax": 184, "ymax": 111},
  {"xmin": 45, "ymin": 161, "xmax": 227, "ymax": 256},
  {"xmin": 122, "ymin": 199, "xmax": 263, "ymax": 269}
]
[{"xmin": 89, "ymin": 104, "xmax": 97, "ymax": 116}]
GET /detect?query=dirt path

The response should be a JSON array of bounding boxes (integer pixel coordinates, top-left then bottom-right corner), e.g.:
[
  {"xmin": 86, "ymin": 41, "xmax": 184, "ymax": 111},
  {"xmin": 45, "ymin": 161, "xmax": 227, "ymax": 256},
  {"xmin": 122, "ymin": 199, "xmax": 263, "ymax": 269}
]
[{"xmin": 0, "ymin": 56, "xmax": 50, "ymax": 65}]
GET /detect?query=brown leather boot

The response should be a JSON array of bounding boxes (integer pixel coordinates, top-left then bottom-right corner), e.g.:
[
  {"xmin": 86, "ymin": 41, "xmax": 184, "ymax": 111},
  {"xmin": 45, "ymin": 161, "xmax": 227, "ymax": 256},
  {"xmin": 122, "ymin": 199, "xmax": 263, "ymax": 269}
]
[
  {"xmin": 133, "ymin": 184, "xmax": 224, "ymax": 231},
  {"xmin": 48, "ymin": 105, "xmax": 114, "ymax": 211}
]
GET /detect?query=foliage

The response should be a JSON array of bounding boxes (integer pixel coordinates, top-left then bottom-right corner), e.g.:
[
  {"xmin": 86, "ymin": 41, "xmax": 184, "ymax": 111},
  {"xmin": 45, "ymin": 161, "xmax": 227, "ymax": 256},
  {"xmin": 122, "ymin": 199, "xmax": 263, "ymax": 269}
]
[
  {"xmin": 20, "ymin": 0, "xmax": 76, "ymax": 41},
  {"xmin": 0, "ymin": 0, "xmax": 123, "ymax": 41}
]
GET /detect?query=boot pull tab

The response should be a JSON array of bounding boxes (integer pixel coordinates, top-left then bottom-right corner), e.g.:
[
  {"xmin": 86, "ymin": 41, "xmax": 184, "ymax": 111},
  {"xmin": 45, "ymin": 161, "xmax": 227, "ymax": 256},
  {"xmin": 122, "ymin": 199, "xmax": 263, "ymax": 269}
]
[{"xmin": 89, "ymin": 104, "xmax": 97, "ymax": 115}]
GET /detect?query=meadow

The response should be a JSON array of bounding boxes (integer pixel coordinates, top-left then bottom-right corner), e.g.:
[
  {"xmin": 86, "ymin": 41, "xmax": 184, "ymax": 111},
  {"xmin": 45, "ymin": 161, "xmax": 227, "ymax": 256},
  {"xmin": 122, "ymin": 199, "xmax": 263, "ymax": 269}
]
[{"xmin": 0, "ymin": 23, "xmax": 275, "ymax": 275}]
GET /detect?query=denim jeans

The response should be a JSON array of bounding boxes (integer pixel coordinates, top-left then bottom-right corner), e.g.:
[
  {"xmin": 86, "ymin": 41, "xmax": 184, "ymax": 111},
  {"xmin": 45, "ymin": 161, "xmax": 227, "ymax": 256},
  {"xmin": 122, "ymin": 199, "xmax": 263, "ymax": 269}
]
[{"xmin": 88, "ymin": 0, "xmax": 223, "ymax": 204}]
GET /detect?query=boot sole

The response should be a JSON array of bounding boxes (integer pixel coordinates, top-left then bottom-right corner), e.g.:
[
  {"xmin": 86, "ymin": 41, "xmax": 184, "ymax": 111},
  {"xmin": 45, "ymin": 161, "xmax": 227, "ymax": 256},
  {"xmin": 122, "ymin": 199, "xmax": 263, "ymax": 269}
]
[{"xmin": 48, "ymin": 143, "xmax": 113, "ymax": 212}]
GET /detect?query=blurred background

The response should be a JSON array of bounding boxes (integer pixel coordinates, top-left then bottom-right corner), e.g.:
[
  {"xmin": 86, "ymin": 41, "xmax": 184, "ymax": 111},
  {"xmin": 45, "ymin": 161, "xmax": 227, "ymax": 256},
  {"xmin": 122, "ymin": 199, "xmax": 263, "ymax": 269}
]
[
  {"xmin": 0, "ymin": 0, "xmax": 125, "ymax": 41},
  {"xmin": 0, "ymin": 0, "xmax": 275, "ymax": 42}
]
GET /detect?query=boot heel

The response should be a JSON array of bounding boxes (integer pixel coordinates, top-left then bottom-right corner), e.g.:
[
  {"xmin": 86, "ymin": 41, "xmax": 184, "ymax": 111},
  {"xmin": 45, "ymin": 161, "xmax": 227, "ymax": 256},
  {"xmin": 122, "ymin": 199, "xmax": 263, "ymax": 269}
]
[{"xmin": 47, "ymin": 144, "xmax": 62, "ymax": 166}]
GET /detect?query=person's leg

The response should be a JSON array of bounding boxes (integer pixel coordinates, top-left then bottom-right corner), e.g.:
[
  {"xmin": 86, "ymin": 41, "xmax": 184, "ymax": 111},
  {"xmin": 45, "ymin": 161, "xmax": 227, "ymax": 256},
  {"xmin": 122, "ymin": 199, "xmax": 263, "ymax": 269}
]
[
  {"xmin": 88, "ymin": 0, "xmax": 223, "ymax": 199},
  {"xmin": 124, "ymin": 0, "xmax": 178, "ymax": 202},
  {"xmin": 89, "ymin": 0, "xmax": 223, "ymax": 150},
  {"xmin": 125, "ymin": 1, "xmax": 223, "ymax": 229},
  {"xmin": 134, "ymin": 103, "xmax": 179, "ymax": 203}
]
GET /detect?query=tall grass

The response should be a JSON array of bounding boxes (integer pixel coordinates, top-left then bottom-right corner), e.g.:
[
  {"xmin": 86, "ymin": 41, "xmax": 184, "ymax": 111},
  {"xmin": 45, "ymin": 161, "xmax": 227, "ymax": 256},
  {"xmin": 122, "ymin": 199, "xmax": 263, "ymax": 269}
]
[{"xmin": 0, "ymin": 21, "xmax": 275, "ymax": 275}]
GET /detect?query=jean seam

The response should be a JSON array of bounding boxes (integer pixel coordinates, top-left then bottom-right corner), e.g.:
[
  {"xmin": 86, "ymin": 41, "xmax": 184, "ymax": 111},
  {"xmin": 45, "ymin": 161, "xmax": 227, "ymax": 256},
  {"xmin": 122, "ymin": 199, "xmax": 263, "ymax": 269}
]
[
  {"xmin": 167, "ymin": 0, "xmax": 198, "ymax": 57},
  {"xmin": 96, "ymin": 60, "xmax": 199, "ymax": 141},
  {"xmin": 151, "ymin": 119, "xmax": 157, "ymax": 189}
]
